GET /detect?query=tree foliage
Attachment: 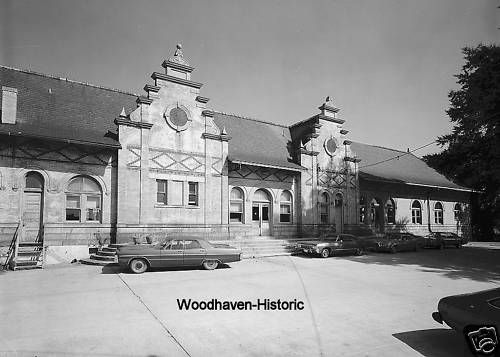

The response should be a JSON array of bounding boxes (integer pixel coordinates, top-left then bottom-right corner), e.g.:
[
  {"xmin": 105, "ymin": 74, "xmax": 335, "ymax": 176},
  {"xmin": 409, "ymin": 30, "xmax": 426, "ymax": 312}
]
[{"xmin": 423, "ymin": 44, "xmax": 500, "ymax": 239}]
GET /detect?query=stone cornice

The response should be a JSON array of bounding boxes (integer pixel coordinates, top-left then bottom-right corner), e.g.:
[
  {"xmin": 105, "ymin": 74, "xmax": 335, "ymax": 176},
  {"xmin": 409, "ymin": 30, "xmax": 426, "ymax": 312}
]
[
  {"xmin": 151, "ymin": 72, "xmax": 203, "ymax": 89},
  {"xmin": 317, "ymin": 114, "xmax": 345, "ymax": 124},
  {"xmin": 161, "ymin": 60, "xmax": 195, "ymax": 73},
  {"xmin": 196, "ymin": 96, "xmax": 210, "ymax": 104},
  {"xmin": 136, "ymin": 96, "xmax": 153, "ymax": 105},
  {"xmin": 115, "ymin": 118, "xmax": 153, "ymax": 129},
  {"xmin": 143, "ymin": 84, "xmax": 160, "ymax": 93},
  {"xmin": 202, "ymin": 132, "xmax": 231, "ymax": 142},
  {"xmin": 343, "ymin": 156, "xmax": 360, "ymax": 163},
  {"xmin": 299, "ymin": 148, "xmax": 320, "ymax": 156},
  {"xmin": 318, "ymin": 103, "xmax": 340, "ymax": 113},
  {"xmin": 202, "ymin": 109, "xmax": 215, "ymax": 117}
]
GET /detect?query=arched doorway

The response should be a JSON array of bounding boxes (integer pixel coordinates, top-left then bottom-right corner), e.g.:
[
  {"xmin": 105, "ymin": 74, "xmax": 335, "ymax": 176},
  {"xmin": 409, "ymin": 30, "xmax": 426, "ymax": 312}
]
[
  {"xmin": 252, "ymin": 189, "xmax": 272, "ymax": 236},
  {"xmin": 22, "ymin": 172, "xmax": 44, "ymax": 242},
  {"xmin": 334, "ymin": 193, "xmax": 344, "ymax": 233},
  {"xmin": 370, "ymin": 198, "xmax": 384, "ymax": 233}
]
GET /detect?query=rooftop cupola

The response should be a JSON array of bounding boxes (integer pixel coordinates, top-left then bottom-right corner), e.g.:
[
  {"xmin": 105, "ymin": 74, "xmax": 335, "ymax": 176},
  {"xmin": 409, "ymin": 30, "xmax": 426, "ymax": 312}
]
[{"xmin": 161, "ymin": 43, "xmax": 195, "ymax": 81}]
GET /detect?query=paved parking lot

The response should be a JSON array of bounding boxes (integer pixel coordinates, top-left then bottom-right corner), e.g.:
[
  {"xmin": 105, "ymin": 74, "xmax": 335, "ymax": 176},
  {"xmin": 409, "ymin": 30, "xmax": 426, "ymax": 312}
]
[{"xmin": 1, "ymin": 245, "xmax": 499, "ymax": 357}]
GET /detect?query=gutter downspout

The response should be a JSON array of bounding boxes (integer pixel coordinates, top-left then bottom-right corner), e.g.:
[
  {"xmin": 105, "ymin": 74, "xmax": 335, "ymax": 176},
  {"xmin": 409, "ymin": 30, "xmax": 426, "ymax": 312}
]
[{"xmin": 426, "ymin": 191, "xmax": 432, "ymax": 233}]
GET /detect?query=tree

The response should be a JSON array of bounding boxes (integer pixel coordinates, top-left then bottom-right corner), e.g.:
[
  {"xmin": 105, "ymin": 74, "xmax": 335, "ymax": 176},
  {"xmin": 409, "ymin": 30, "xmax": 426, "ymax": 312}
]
[{"xmin": 423, "ymin": 44, "xmax": 500, "ymax": 240}]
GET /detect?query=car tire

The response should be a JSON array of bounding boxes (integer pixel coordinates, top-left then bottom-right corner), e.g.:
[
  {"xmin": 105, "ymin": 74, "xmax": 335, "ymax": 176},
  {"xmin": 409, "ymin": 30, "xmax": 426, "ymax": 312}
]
[
  {"xmin": 457, "ymin": 244, "xmax": 462, "ymax": 249},
  {"xmin": 203, "ymin": 260, "xmax": 219, "ymax": 270},
  {"xmin": 129, "ymin": 258, "xmax": 148, "ymax": 274},
  {"xmin": 320, "ymin": 248, "xmax": 330, "ymax": 258},
  {"xmin": 390, "ymin": 246, "xmax": 397, "ymax": 254}
]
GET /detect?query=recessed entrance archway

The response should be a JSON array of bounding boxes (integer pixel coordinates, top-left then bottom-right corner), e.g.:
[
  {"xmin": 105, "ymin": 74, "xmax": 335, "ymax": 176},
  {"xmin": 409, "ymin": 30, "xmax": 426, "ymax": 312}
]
[
  {"xmin": 252, "ymin": 189, "xmax": 272, "ymax": 236},
  {"xmin": 22, "ymin": 172, "xmax": 44, "ymax": 242}
]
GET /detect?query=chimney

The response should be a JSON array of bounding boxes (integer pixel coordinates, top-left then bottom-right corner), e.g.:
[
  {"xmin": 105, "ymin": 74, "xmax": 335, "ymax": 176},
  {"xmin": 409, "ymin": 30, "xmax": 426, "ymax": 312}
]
[{"xmin": 1, "ymin": 86, "xmax": 17, "ymax": 124}]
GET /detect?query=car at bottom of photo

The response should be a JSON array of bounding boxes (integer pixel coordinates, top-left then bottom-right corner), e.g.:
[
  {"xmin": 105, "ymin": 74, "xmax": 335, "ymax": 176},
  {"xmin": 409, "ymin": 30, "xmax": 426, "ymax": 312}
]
[
  {"xmin": 432, "ymin": 288, "xmax": 500, "ymax": 354},
  {"xmin": 294, "ymin": 234, "xmax": 365, "ymax": 258},
  {"xmin": 424, "ymin": 231, "xmax": 467, "ymax": 249},
  {"xmin": 116, "ymin": 237, "xmax": 241, "ymax": 274},
  {"xmin": 375, "ymin": 232, "xmax": 424, "ymax": 253}
]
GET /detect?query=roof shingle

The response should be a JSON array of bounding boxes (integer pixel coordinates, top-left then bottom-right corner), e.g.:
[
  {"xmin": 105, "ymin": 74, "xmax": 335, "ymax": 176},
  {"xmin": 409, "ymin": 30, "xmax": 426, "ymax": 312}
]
[{"xmin": 0, "ymin": 66, "xmax": 136, "ymax": 148}]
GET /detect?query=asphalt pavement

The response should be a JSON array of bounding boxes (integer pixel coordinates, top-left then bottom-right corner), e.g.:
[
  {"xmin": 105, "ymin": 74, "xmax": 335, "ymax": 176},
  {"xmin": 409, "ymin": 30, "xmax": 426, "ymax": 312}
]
[{"xmin": 1, "ymin": 245, "xmax": 499, "ymax": 357}]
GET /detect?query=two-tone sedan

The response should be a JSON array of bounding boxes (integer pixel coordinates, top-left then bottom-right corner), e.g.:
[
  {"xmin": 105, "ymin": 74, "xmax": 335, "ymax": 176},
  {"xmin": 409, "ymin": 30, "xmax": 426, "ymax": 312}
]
[
  {"xmin": 117, "ymin": 237, "xmax": 242, "ymax": 274},
  {"xmin": 295, "ymin": 234, "xmax": 365, "ymax": 258}
]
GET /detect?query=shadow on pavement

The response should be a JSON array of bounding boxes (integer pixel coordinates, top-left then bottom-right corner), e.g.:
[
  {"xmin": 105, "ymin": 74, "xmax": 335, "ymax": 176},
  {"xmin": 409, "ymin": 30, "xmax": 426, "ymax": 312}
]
[
  {"xmin": 393, "ymin": 328, "xmax": 474, "ymax": 357},
  {"xmin": 336, "ymin": 247, "xmax": 500, "ymax": 282},
  {"xmin": 101, "ymin": 263, "xmax": 231, "ymax": 274}
]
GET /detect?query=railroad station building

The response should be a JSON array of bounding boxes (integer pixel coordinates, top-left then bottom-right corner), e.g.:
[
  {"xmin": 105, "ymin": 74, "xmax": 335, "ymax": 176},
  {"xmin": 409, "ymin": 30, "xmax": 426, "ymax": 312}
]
[{"xmin": 0, "ymin": 45, "xmax": 471, "ymax": 263}]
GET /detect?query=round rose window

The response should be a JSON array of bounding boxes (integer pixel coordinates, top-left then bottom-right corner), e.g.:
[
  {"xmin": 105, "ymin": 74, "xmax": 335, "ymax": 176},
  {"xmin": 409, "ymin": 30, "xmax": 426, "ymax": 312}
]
[
  {"xmin": 324, "ymin": 138, "xmax": 338, "ymax": 156},
  {"xmin": 169, "ymin": 107, "xmax": 188, "ymax": 127}
]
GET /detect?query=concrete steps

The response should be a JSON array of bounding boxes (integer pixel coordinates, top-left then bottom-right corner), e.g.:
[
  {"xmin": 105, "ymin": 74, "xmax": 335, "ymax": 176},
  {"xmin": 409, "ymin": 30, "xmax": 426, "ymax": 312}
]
[{"xmin": 80, "ymin": 246, "xmax": 117, "ymax": 266}]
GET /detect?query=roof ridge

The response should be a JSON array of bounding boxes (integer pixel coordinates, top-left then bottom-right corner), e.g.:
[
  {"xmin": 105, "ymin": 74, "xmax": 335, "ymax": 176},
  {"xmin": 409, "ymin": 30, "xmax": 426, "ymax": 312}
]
[
  {"xmin": 213, "ymin": 110, "xmax": 289, "ymax": 129},
  {"xmin": 351, "ymin": 140, "xmax": 410, "ymax": 155},
  {"xmin": 0, "ymin": 64, "xmax": 139, "ymax": 97}
]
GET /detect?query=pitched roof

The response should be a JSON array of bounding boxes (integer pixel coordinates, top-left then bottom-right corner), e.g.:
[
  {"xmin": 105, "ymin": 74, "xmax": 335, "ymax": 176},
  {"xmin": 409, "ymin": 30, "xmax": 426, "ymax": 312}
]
[
  {"xmin": 351, "ymin": 141, "xmax": 470, "ymax": 191},
  {"xmin": 0, "ymin": 66, "xmax": 137, "ymax": 148},
  {"xmin": 213, "ymin": 112, "xmax": 304, "ymax": 171}
]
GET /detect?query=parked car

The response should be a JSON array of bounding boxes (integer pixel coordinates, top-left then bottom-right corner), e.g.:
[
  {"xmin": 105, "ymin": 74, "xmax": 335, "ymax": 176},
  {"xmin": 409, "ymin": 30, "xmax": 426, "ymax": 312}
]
[
  {"xmin": 295, "ymin": 234, "xmax": 365, "ymax": 258},
  {"xmin": 432, "ymin": 288, "xmax": 500, "ymax": 354},
  {"xmin": 117, "ymin": 237, "xmax": 242, "ymax": 273},
  {"xmin": 424, "ymin": 232, "xmax": 467, "ymax": 249},
  {"xmin": 375, "ymin": 232, "xmax": 424, "ymax": 253}
]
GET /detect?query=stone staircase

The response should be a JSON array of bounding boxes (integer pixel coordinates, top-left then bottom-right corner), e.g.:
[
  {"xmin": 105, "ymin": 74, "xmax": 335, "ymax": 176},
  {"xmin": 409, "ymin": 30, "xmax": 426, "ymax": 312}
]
[{"xmin": 80, "ymin": 245, "xmax": 118, "ymax": 266}]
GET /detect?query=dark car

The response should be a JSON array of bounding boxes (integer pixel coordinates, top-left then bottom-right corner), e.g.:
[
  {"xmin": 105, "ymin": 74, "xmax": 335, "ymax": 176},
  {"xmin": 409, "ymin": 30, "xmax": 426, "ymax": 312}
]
[
  {"xmin": 117, "ymin": 237, "xmax": 242, "ymax": 273},
  {"xmin": 432, "ymin": 288, "xmax": 500, "ymax": 354},
  {"xmin": 295, "ymin": 234, "xmax": 365, "ymax": 258},
  {"xmin": 424, "ymin": 231, "xmax": 467, "ymax": 249},
  {"xmin": 375, "ymin": 232, "xmax": 423, "ymax": 253}
]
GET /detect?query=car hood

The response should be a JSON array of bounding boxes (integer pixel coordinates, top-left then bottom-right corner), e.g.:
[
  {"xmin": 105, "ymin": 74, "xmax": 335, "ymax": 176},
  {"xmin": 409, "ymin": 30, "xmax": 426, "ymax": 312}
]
[{"xmin": 438, "ymin": 288, "xmax": 500, "ymax": 328}]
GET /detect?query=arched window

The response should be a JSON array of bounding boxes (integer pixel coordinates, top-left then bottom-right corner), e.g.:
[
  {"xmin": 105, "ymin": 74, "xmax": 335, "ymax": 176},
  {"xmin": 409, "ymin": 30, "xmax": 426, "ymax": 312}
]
[
  {"xmin": 386, "ymin": 199, "xmax": 396, "ymax": 224},
  {"xmin": 434, "ymin": 202, "xmax": 444, "ymax": 225},
  {"xmin": 280, "ymin": 191, "xmax": 292, "ymax": 223},
  {"xmin": 370, "ymin": 198, "xmax": 380, "ymax": 224},
  {"xmin": 359, "ymin": 195, "xmax": 366, "ymax": 223},
  {"xmin": 66, "ymin": 176, "xmax": 102, "ymax": 222},
  {"xmin": 454, "ymin": 203, "xmax": 462, "ymax": 221},
  {"xmin": 230, "ymin": 187, "xmax": 244, "ymax": 223},
  {"xmin": 411, "ymin": 200, "xmax": 422, "ymax": 224},
  {"xmin": 320, "ymin": 192, "xmax": 329, "ymax": 224},
  {"xmin": 334, "ymin": 193, "xmax": 343, "ymax": 207}
]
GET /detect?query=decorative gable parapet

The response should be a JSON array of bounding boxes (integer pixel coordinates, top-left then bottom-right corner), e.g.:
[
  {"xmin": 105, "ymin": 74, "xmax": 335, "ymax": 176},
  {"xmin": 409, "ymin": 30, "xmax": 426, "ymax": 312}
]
[{"xmin": 151, "ymin": 72, "xmax": 203, "ymax": 89}]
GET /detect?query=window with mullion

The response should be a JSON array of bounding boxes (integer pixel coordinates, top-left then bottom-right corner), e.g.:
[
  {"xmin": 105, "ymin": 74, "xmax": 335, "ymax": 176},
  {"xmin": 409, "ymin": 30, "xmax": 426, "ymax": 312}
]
[
  {"xmin": 188, "ymin": 182, "xmax": 198, "ymax": 206},
  {"xmin": 156, "ymin": 180, "xmax": 167, "ymax": 205}
]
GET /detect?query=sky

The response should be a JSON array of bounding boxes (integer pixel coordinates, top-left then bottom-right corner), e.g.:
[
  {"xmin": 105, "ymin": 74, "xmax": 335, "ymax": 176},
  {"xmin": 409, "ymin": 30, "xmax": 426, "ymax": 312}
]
[{"xmin": 0, "ymin": 0, "xmax": 498, "ymax": 157}]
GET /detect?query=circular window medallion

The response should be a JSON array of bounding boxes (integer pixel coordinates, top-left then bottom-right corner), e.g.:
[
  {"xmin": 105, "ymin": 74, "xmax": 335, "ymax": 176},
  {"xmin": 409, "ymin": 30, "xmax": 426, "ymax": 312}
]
[
  {"xmin": 164, "ymin": 106, "xmax": 190, "ymax": 131},
  {"xmin": 324, "ymin": 138, "xmax": 338, "ymax": 156}
]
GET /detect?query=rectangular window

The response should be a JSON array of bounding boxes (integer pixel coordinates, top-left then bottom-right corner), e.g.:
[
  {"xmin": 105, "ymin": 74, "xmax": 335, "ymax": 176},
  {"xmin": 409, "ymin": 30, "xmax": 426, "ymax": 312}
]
[
  {"xmin": 86, "ymin": 196, "xmax": 101, "ymax": 221},
  {"xmin": 66, "ymin": 195, "xmax": 81, "ymax": 221},
  {"xmin": 435, "ymin": 211, "xmax": 443, "ymax": 225},
  {"xmin": 412, "ymin": 210, "xmax": 422, "ymax": 224},
  {"xmin": 169, "ymin": 180, "xmax": 184, "ymax": 206},
  {"xmin": 320, "ymin": 204, "xmax": 328, "ymax": 224},
  {"xmin": 280, "ymin": 204, "xmax": 291, "ymax": 223},
  {"xmin": 188, "ymin": 182, "xmax": 198, "ymax": 206},
  {"xmin": 230, "ymin": 202, "xmax": 243, "ymax": 223},
  {"xmin": 156, "ymin": 180, "xmax": 167, "ymax": 205}
]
